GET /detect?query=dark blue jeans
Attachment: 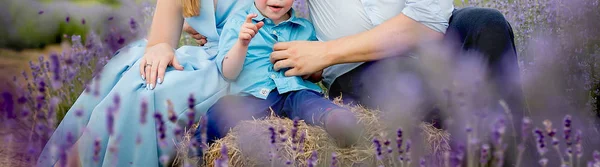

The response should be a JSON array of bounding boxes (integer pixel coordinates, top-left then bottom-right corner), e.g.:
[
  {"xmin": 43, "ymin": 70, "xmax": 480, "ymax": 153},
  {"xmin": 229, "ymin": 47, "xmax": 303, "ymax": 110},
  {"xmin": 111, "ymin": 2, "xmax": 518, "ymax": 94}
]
[{"xmin": 195, "ymin": 89, "xmax": 344, "ymax": 148}]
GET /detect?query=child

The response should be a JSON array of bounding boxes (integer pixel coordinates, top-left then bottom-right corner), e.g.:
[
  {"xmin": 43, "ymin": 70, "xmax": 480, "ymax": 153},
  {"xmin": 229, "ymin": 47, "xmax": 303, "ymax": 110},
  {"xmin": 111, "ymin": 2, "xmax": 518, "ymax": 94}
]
[{"xmin": 198, "ymin": 0, "xmax": 359, "ymax": 148}]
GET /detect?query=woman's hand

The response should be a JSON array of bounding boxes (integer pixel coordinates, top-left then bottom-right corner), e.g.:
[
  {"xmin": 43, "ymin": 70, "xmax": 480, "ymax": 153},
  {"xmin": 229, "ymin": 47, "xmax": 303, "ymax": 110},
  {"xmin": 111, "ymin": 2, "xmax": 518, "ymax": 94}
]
[
  {"xmin": 139, "ymin": 43, "xmax": 184, "ymax": 90},
  {"xmin": 183, "ymin": 21, "xmax": 208, "ymax": 46}
]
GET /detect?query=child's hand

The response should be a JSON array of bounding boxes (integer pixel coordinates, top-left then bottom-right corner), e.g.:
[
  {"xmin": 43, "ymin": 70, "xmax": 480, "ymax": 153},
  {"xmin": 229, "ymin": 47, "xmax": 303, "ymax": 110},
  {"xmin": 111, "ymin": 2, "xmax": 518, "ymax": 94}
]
[{"xmin": 239, "ymin": 13, "xmax": 264, "ymax": 46}]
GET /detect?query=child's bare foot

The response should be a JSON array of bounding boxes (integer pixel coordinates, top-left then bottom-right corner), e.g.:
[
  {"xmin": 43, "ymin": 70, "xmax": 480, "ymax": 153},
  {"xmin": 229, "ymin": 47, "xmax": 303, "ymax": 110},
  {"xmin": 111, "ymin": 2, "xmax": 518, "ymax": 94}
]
[{"xmin": 324, "ymin": 109, "xmax": 360, "ymax": 148}]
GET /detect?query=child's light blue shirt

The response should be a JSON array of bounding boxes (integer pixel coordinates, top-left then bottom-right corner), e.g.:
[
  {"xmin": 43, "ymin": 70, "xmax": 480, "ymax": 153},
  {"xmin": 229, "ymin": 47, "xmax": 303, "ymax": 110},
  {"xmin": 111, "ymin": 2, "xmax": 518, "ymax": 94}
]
[{"xmin": 216, "ymin": 4, "xmax": 321, "ymax": 99}]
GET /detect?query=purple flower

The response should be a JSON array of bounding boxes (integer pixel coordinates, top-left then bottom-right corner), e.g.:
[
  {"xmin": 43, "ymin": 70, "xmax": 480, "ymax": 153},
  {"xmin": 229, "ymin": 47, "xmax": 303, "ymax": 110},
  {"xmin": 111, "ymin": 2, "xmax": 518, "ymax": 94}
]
[
  {"xmin": 66, "ymin": 132, "xmax": 74, "ymax": 145},
  {"xmin": 66, "ymin": 16, "xmax": 70, "ymax": 23},
  {"xmin": 575, "ymin": 130, "xmax": 582, "ymax": 158},
  {"xmin": 533, "ymin": 128, "xmax": 547, "ymax": 155},
  {"xmin": 2, "ymin": 92, "xmax": 15, "ymax": 119},
  {"xmin": 492, "ymin": 118, "xmax": 506, "ymax": 146},
  {"xmin": 117, "ymin": 37, "xmax": 125, "ymax": 45},
  {"xmin": 38, "ymin": 10, "xmax": 44, "ymax": 15},
  {"xmin": 269, "ymin": 126, "xmax": 276, "ymax": 144},
  {"xmin": 154, "ymin": 112, "xmax": 166, "ymax": 140},
  {"xmin": 198, "ymin": 115, "xmax": 208, "ymax": 150},
  {"xmin": 140, "ymin": 99, "xmax": 148, "ymax": 124},
  {"xmin": 373, "ymin": 138, "xmax": 382, "ymax": 160},
  {"xmin": 216, "ymin": 144, "xmax": 229, "ymax": 167},
  {"xmin": 167, "ymin": 100, "xmax": 176, "ymax": 123},
  {"xmin": 405, "ymin": 140, "xmax": 411, "ymax": 155},
  {"xmin": 298, "ymin": 132, "xmax": 306, "ymax": 153},
  {"xmin": 331, "ymin": 152, "xmax": 337, "ymax": 167},
  {"xmin": 81, "ymin": 18, "xmax": 86, "ymax": 25},
  {"xmin": 593, "ymin": 150, "xmax": 599, "ymax": 163},
  {"xmin": 419, "ymin": 157, "xmax": 426, "ymax": 167},
  {"xmin": 397, "ymin": 128, "xmax": 404, "ymax": 154},
  {"xmin": 563, "ymin": 115, "xmax": 572, "ymax": 146},
  {"xmin": 107, "ymin": 108, "xmax": 115, "ymax": 136},
  {"xmin": 480, "ymin": 144, "xmax": 490, "ymax": 164},
  {"xmin": 108, "ymin": 16, "xmax": 114, "ymax": 21},
  {"xmin": 129, "ymin": 17, "xmax": 137, "ymax": 31},
  {"xmin": 279, "ymin": 128, "xmax": 286, "ymax": 142},
  {"xmin": 308, "ymin": 150, "xmax": 318, "ymax": 167},
  {"xmin": 75, "ymin": 108, "xmax": 83, "ymax": 117},
  {"xmin": 187, "ymin": 94, "xmax": 196, "ymax": 127},
  {"xmin": 291, "ymin": 118, "xmax": 299, "ymax": 144},
  {"xmin": 93, "ymin": 138, "xmax": 101, "ymax": 162},
  {"xmin": 384, "ymin": 139, "xmax": 392, "ymax": 154}
]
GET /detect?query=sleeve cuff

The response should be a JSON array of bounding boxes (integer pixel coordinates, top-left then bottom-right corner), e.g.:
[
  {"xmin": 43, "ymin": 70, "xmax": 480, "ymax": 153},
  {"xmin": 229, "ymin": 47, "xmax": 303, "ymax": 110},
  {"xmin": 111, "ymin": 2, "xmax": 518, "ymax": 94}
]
[{"xmin": 401, "ymin": 0, "xmax": 453, "ymax": 34}]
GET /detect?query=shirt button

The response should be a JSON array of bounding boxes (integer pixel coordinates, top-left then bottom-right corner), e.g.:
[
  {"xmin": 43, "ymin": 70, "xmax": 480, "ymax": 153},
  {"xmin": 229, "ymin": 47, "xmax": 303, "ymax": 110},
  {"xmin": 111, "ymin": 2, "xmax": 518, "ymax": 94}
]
[
  {"xmin": 272, "ymin": 30, "xmax": 277, "ymax": 34},
  {"xmin": 270, "ymin": 74, "xmax": 276, "ymax": 78}
]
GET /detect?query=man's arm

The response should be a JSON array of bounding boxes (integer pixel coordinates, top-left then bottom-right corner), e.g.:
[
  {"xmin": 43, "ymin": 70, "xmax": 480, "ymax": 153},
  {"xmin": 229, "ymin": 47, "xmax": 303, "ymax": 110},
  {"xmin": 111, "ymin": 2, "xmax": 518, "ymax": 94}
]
[{"xmin": 270, "ymin": 13, "xmax": 443, "ymax": 76}]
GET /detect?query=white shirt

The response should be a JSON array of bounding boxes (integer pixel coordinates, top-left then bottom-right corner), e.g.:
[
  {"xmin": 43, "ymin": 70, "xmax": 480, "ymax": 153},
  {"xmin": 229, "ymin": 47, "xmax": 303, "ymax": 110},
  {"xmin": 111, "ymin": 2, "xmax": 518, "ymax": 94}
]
[{"xmin": 307, "ymin": 0, "xmax": 454, "ymax": 87}]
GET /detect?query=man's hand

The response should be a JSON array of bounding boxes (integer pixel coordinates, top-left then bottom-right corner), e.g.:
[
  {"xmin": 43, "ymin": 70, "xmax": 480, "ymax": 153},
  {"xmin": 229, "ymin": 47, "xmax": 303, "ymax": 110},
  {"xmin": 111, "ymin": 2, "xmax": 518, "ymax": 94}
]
[
  {"xmin": 183, "ymin": 21, "xmax": 208, "ymax": 46},
  {"xmin": 270, "ymin": 41, "xmax": 332, "ymax": 77}
]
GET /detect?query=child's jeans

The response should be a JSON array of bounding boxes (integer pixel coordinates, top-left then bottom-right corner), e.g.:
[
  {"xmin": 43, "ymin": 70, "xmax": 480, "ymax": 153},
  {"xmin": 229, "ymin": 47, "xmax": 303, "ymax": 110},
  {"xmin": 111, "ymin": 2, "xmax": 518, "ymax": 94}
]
[{"xmin": 194, "ymin": 89, "xmax": 345, "ymax": 151}]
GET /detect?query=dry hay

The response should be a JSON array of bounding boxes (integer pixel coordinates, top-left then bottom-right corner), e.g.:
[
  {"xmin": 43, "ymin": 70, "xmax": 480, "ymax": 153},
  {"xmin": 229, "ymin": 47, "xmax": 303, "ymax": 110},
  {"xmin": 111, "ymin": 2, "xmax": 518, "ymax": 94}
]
[{"xmin": 173, "ymin": 97, "xmax": 451, "ymax": 167}]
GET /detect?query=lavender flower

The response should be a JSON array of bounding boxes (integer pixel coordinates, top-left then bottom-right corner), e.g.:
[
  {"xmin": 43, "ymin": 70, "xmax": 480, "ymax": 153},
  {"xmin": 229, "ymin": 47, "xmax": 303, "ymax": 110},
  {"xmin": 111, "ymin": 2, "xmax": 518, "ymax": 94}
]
[
  {"xmin": 154, "ymin": 112, "xmax": 166, "ymax": 140},
  {"xmin": 38, "ymin": 10, "xmax": 44, "ymax": 15},
  {"xmin": 397, "ymin": 128, "xmax": 404, "ymax": 154},
  {"xmin": 66, "ymin": 16, "xmax": 70, "ymax": 23},
  {"xmin": 93, "ymin": 138, "xmax": 101, "ymax": 162},
  {"xmin": 384, "ymin": 139, "xmax": 392, "ymax": 154},
  {"xmin": 107, "ymin": 107, "xmax": 115, "ymax": 136},
  {"xmin": 167, "ymin": 100, "xmax": 176, "ymax": 123},
  {"xmin": 373, "ymin": 138, "xmax": 382, "ymax": 160},
  {"xmin": 298, "ymin": 132, "xmax": 306, "ymax": 153},
  {"xmin": 480, "ymin": 144, "xmax": 490, "ymax": 164},
  {"xmin": 216, "ymin": 144, "xmax": 229, "ymax": 167},
  {"xmin": 81, "ymin": 18, "xmax": 86, "ymax": 25},
  {"xmin": 140, "ymin": 99, "xmax": 148, "ymax": 124},
  {"xmin": 563, "ymin": 115, "xmax": 572, "ymax": 146},
  {"xmin": 198, "ymin": 115, "xmax": 208, "ymax": 150},
  {"xmin": 533, "ymin": 128, "xmax": 547, "ymax": 155},
  {"xmin": 2, "ymin": 92, "xmax": 14, "ymax": 119},
  {"xmin": 419, "ymin": 157, "xmax": 426, "ymax": 167},
  {"xmin": 575, "ymin": 130, "xmax": 582, "ymax": 158},
  {"xmin": 291, "ymin": 118, "xmax": 299, "ymax": 144},
  {"xmin": 269, "ymin": 126, "xmax": 276, "ymax": 144},
  {"xmin": 279, "ymin": 128, "xmax": 287, "ymax": 142},
  {"xmin": 108, "ymin": 16, "xmax": 114, "ymax": 21},
  {"xmin": 187, "ymin": 94, "xmax": 195, "ymax": 127},
  {"xmin": 308, "ymin": 150, "xmax": 318, "ymax": 167},
  {"xmin": 331, "ymin": 152, "xmax": 337, "ymax": 167},
  {"xmin": 75, "ymin": 108, "xmax": 83, "ymax": 117},
  {"xmin": 130, "ymin": 17, "xmax": 137, "ymax": 32},
  {"xmin": 492, "ymin": 118, "xmax": 506, "ymax": 146}
]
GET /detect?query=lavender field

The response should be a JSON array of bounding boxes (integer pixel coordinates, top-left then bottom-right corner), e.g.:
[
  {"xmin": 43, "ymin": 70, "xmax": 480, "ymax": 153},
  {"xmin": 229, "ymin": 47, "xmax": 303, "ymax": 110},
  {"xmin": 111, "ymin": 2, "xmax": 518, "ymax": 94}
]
[{"xmin": 0, "ymin": 0, "xmax": 599, "ymax": 166}]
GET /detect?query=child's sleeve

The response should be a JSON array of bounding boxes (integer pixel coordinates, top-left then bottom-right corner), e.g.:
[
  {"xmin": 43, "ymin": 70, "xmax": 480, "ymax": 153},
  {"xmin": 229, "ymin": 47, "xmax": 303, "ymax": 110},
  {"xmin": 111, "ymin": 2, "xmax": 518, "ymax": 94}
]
[{"xmin": 215, "ymin": 16, "xmax": 244, "ymax": 78}]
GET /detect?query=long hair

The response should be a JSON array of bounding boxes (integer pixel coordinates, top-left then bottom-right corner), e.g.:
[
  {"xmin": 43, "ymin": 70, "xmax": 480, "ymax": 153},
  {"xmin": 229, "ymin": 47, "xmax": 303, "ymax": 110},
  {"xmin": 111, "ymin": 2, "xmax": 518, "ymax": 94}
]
[{"xmin": 182, "ymin": 0, "xmax": 200, "ymax": 17}]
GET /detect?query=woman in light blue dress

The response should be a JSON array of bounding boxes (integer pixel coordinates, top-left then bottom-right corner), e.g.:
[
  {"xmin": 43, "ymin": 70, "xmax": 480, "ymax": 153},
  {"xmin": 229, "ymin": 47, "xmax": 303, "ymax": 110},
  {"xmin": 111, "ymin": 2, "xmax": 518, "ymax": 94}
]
[{"xmin": 37, "ymin": 0, "xmax": 253, "ymax": 166}]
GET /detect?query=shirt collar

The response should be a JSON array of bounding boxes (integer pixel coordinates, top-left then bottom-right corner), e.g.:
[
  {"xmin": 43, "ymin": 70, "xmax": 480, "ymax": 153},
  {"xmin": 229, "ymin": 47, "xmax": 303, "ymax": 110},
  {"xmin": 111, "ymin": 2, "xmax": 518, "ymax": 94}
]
[{"xmin": 248, "ymin": 3, "xmax": 306, "ymax": 27}]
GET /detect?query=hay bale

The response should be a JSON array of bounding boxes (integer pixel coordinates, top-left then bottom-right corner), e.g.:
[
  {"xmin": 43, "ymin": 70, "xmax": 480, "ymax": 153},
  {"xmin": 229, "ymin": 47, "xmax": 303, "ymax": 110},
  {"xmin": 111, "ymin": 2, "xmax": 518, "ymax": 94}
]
[
  {"xmin": 173, "ymin": 98, "xmax": 451, "ymax": 167},
  {"xmin": 199, "ymin": 103, "xmax": 385, "ymax": 167}
]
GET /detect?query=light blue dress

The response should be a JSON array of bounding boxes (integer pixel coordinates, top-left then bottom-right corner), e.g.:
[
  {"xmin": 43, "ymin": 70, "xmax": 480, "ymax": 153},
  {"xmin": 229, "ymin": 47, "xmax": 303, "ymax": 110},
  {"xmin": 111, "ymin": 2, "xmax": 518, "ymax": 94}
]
[{"xmin": 36, "ymin": 0, "xmax": 253, "ymax": 166}]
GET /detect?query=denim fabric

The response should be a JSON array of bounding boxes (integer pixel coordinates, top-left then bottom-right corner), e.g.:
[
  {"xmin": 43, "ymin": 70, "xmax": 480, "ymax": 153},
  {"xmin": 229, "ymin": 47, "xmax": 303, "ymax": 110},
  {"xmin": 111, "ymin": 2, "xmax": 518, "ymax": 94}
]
[{"xmin": 195, "ymin": 89, "xmax": 343, "ymax": 149}]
